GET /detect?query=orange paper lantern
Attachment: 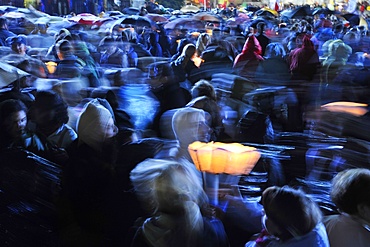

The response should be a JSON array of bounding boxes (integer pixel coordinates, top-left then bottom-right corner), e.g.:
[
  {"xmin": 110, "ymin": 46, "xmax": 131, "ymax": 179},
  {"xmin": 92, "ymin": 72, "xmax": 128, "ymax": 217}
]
[{"xmin": 188, "ymin": 141, "xmax": 261, "ymax": 175}]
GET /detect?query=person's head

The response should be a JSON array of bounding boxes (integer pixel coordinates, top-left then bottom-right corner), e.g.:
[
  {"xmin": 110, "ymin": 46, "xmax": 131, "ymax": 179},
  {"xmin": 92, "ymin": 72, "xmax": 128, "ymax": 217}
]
[
  {"xmin": 0, "ymin": 17, "xmax": 8, "ymax": 29},
  {"xmin": 30, "ymin": 90, "xmax": 69, "ymax": 135},
  {"xmin": 172, "ymin": 107, "xmax": 212, "ymax": 147},
  {"xmin": 191, "ymin": 79, "xmax": 217, "ymax": 101},
  {"xmin": 195, "ymin": 33, "xmax": 210, "ymax": 56},
  {"xmin": 264, "ymin": 42, "xmax": 286, "ymax": 59},
  {"xmin": 99, "ymin": 36, "xmax": 117, "ymax": 54},
  {"xmin": 77, "ymin": 98, "xmax": 118, "ymax": 152},
  {"xmin": 55, "ymin": 39, "xmax": 74, "ymax": 60},
  {"xmin": 330, "ymin": 168, "xmax": 370, "ymax": 221},
  {"xmin": 181, "ymin": 43, "xmax": 196, "ymax": 58},
  {"xmin": 257, "ymin": 22, "xmax": 266, "ymax": 34},
  {"xmin": 261, "ymin": 186, "xmax": 322, "ymax": 241},
  {"xmin": 7, "ymin": 35, "xmax": 27, "ymax": 55},
  {"xmin": 0, "ymin": 99, "xmax": 28, "ymax": 140},
  {"xmin": 130, "ymin": 158, "xmax": 207, "ymax": 216}
]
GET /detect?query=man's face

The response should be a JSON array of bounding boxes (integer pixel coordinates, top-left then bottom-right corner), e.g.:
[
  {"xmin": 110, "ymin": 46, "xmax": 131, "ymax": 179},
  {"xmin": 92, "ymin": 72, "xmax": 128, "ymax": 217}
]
[
  {"xmin": 4, "ymin": 110, "xmax": 27, "ymax": 139},
  {"xmin": 13, "ymin": 43, "xmax": 27, "ymax": 55}
]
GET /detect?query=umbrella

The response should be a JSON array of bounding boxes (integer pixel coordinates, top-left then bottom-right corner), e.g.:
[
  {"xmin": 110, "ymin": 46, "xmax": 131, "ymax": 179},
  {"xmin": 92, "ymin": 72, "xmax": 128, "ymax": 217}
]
[
  {"xmin": 146, "ymin": 13, "xmax": 168, "ymax": 23},
  {"xmin": 192, "ymin": 12, "xmax": 222, "ymax": 22},
  {"xmin": 312, "ymin": 8, "xmax": 339, "ymax": 16},
  {"xmin": 69, "ymin": 13, "xmax": 100, "ymax": 25},
  {"xmin": 226, "ymin": 17, "xmax": 250, "ymax": 27},
  {"xmin": 342, "ymin": 13, "xmax": 360, "ymax": 26},
  {"xmin": 121, "ymin": 15, "xmax": 153, "ymax": 27},
  {"xmin": 0, "ymin": 61, "xmax": 29, "ymax": 88},
  {"xmin": 1, "ymin": 54, "xmax": 47, "ymax": 78},
  {"xmin": 280, "ymin": 5, "xmax": 312, "ymax": 19},
  {"xmin": 121, "ymin": 7, "xmax": 140, "ymax": 15},
  {"xmin": 255, "ymin": 8, "xmax": 278, "ymax": 17},
  {"xmin": 3, "ymin": 11, "xmax": 26, "ymax": 19},
  {"xmin": 180, "ymin": 5, "xmax": 200, "ymax": 13},
  {"xmin": 164, "ymin": 17, "xmax": 205, "ymax": 30}
]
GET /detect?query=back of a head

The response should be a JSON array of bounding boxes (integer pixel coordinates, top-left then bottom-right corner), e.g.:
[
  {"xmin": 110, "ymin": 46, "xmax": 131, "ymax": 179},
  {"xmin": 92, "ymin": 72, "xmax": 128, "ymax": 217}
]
[
  {"xmin": 264, "ymin": 42, "xmax": 286, "ymax": 59},
  {"xmin": 181, "ymin": 43, "xmax": 196, "ymax": 58},
  {"xmin": 262, "ymin": 186, "xmax": 322, "ymax": 241},
  {"xmin": 191, "ymin": 79, "xmax": 216, "ymax": 100},
  {"xmin": 330, "ymin": 168, "xmax": 370, "ymax": 215},
  {"xmin": 76, "ymin": 98, "xmax": 114, "ymax": 152},
  {"xmin": 56, "ymin": 39, "xmax": 73, "ymax": 56}
]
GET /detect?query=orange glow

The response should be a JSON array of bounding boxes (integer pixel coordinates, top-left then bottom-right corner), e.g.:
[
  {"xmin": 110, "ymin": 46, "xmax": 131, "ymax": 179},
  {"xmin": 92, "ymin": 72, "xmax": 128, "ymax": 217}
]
[
  {"xmin": 188, "ymin": 141, "xmax": 261, "ymax": 175},
  {"xmin": 321, "ymin": 102, "xmax": 369, "ymax": 117}
]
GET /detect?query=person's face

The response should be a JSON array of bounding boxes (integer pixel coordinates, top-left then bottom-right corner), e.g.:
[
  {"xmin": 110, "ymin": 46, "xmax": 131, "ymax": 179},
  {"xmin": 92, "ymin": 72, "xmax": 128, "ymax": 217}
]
[
  {"xmin": 13, "ymin": 43, "xmax": 27, "ymax": 55},
  {"xmin": 105, "ymin": 117, "xmax": 118, "ymax": 139},
  {"xmin": 31, "ymin": 107, "xmax": 56, "ymax": 127},
  {"xmin": 197, "ymin": 116, "xmax": 212, "ymax": 142},
  {"xmin": 4, "ymin": 110, "xmax": 27, "ymax": 139}
]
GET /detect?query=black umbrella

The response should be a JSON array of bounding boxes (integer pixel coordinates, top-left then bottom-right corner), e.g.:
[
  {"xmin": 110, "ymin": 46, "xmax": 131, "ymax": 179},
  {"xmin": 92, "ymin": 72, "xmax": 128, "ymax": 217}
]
[
  {"xmin": 121, "ymin": 15, "xmax": 153, "ymax": 27},
  {"xmin": 281, "ymin": 5, "xmax": 312, "ymax": 19},
  {"xmin": 342, "ymin": 13, "xmax": 360, "ymax": 26}
]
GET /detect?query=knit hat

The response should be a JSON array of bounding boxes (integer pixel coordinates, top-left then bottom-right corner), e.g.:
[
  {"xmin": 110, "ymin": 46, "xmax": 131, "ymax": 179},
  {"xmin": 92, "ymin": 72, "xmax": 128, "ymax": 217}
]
[{"xmin": 76, "ymin": 98, "xmax": 114, "ymax": 152}]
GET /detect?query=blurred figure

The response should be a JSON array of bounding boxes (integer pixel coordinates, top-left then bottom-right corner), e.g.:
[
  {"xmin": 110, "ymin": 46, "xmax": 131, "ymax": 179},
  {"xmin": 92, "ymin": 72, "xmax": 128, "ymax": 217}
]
[
  {"xmin": 186, "ymin": 79, "xmax": 224, "ymax": 141},
  {"xmin": 195, "ymin": 33, "xmax": 211, "ymax": 57},
  {"xmin": 0, "ymin": 99, "xmax": 44, "ymax": 152},
  {"xmin": 99, "ymin": 37, "xmax": 127, "ymax": 68},
  {"xmin": 324, "ymin": 168, "xmax": 370, "ymax": 247},
  {"xmin": 171, "ymin": 43, "xmax": 199, "ymax": 87},
  {"xmin": 0, "ymin": 17, "xmax": 16, "ymax": 46},
  {"xmin": 148, "ymin": 32, "xmax": 163, "ymax": 57},
  {"xmin": 246, "ymin": 186, "xmax": 329, "ymax": 247},
  {"xmin": 29, "ymin": 90, "xmax": 77, "ymax": 154},
  {"xmin": 233, "ymin": 35, "xmax": 264, "ymax": 79},
  {"xmin": 288, "ymin": 34, "xmax": 320, "ymax": 81},
  {"xmin": 255, "ymin": 22, "xmax": 271, "ymax": 57},
  {"xmin": 54, "ymin": 39, "xmax": 84, "ymax": 79},
  {"xmin": 255, "ymin": 42, "xmax": 291, "ymax": 83},
  {"xmin": 129, "ymin": 158, "xmax": 229, "ymax": 247},
  {"xmin": 63, "ymin": 98, "xmax": 124, "ymax": 246},
  {"xmin": 172, "ymin": 107, "xmax": 212, "ymax": 162}
]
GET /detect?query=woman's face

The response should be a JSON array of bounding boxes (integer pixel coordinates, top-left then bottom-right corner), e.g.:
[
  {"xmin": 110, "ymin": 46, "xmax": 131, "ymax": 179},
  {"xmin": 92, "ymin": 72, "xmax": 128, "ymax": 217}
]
[
  {"xmin": 197, "ymin": 116, "xmax": 212, "ymax": 142},
  {"xmin": 4, "ymin": 110, "xmax": 27, "ymax": 139},
  {"xmin": 105, "ymin": 117, "xmax": 118, "ymax": 139}
]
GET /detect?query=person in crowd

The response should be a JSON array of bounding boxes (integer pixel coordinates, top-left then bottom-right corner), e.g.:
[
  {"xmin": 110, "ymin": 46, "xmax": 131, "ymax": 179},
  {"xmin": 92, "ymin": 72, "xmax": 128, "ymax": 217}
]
[
  {"xmin": 255, "ymin": 42, "xmax": 291, "ymax": 83},
  {"xmin": 233, "ymin": 35, "xmax": 264, "ymax": 79},
  {"xmin": 54, "ymin": 39, "xmax": 84, "ymax": 79},
  {"xmin": 99, "ymin": 36, "xmax": 124, "ymax": 67},
  {"xmin": 122, "ymin": 41, "xmax": 139, "ymax": 67},
  {"xmin": 255, "ymin": 22, "xmax": 271, "ymax": 57},
  {"xmin": 195, "ymin": 33, "xmax": 211, "ymax": 58},
  {"xmin": 0, "ymin": 99, "xmax": 44, "ymax": 152},
  {"xmin": 148, "ymin": 31, "xmax": 163, "ymax": 57},
  {"xmin": 3, "ymin": 34, "xmax": 48, "ymax": 79},
  {"xmin": 0, "ymin": 17, "xmax": 16, "ymax": 46},
  {"xmin": 171, "ymin": 43, "xmax": 199, "ymax": 87},
  {"xmin": 288, "ymin": 34, "xmax": 320, "ymax": 81},
  {"xmin": 324, "ymin": 168, "xmax": 370, "ymax": 247},
  {"xmin": 121, "ymin": 28, "xmax": 152, "ymax": 57},
  {"xmin": 245, "ymin": 186, "xmax": 330, "ymax": 247},
  {"xmin": 186, "ymin": 79, "xmax": 224, "ymax": 141},
  {"xmin": 172, "ymin": 107, "xmax": 212, "ymax": 162},
  {"xmin": 129, "ymin": 158, "xmax": 229, "ymax": 247},
  {"xmin": 28, "ymin": 90, "xmax": 77, "ymax": 156},
  {"xmin": 45, "ymin": 28, "xmax": 72, "ymax": 61},
  {"xmin": 62, "ymin": 98, "xmax": 125, "ymax": 246}
]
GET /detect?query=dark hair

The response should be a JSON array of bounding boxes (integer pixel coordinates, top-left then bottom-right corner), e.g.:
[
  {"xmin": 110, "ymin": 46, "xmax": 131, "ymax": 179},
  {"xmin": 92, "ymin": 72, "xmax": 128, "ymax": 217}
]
[
  {"xmin": 31, "ymin": 90, "xmax": 69, "ymax": 125},
  {"xmin": 0, "ymin": 17, "xmax": 7, "ymax": 27},
  {"xmin": 56, "ymin": 39, "xmax": 73, "ymax": 55},
  {"xmin": 330, "ymin": 168, "xmax": 370, "ymax": 215},
  {"xmin": 261, "ymin": 186, "xmax": 322, "ymax": 241},
  {"xmin": 191, "ymin": 80, "xmax": 217, "ymax": 101},
  {"xmin": 0, "ymin": 99, "xmax": 28, "ymax": 127}
]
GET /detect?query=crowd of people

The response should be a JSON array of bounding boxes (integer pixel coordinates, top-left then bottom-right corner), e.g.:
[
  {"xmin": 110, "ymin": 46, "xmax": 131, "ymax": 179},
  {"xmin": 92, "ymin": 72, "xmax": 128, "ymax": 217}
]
[{"xmin": 0, "ymin": 3, "xmax": 370, "ymax": 246}]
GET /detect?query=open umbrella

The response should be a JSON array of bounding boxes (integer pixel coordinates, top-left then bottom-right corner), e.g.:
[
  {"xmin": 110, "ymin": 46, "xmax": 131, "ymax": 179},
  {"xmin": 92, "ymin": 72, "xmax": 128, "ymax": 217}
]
[
  {"xmin": 69, "ymin": 13, "xmax": 100, "ymax": 25},
  {"xmin": 121, "ymin": 15, "xmax": 153, "ymax": 27},
  {"xmin": 164, "ymin": 17, "xmax": 204, "ymax": 30},
  {"xmin": 146, "ymin": 13, "xmax": 168, "ymax": 23},
  {"xmin": 255, "ymin": 8, "xmax": 278, "ymax": 17},
  {"xmin": 193, "ymin": 12, "xmax": 222, "ymax": 22},
  {"xmin": 280, "ymin": 5, "xmax": 312, "ymax": 19},
  {"xmin": 0, "ymin": 61, "xmax": 29, "ymax": 88},
  {"xmin": 180, "ymin": 5, "xmax": 200, "ymax": 14},
  {"xmin": 342, "ymin": 13, "xmax": 360, "ymax": 26}
]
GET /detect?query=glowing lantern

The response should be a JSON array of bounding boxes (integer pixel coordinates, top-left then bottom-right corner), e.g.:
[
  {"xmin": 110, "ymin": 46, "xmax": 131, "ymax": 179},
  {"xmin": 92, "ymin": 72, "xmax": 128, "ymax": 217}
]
[
  {"xmin": 321, "ymin": 102, "xmax": 368, "ymax": 117},
  {"xmin": 188, "ymin": 141, "xmax": 261, "ymax": 205}
]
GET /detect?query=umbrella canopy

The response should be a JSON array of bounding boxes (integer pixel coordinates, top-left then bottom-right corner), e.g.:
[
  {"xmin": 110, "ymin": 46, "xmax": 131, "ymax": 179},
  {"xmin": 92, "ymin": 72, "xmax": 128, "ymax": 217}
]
[
  {"xmin": 0, "ymin": 61, "xmax": 29, "ymax": 88},
  {"xmin": 1, "ymin": 54, "xmax": 46, "ymax": 78},
  {"xmin": 280, "ymin": 5, "xmax": 312, "ymax": 19},
  {"xmin": 226, "ymin": 16, "xmax": 250, "ymax": 27},
  {"xmin": 3, "ymin": 11, "xmax": 25, "ymax": 19},
  {"xmin": 255, "ymin": 8, "xmax": 278, "ymax": 17},
  {"xmin": 164, "ymin": 17, "xmax": 204, "ymax": 30},
  {"xmin": 192, "ymin": 12, "xmax": 222, "ymax": 22},
  {"xmin": 121, "ymin": 15, "xmax": 153, "ymax": 27},
  {"xmin": 180, "ymin": 5, "xmax": 200, "ymax": 13},
  {"xmin": 145, "ymin": 13, "xmax": 168, "ymax": 23},
  {"xmin": 342, "ymin": 13, "xmax": 360, "ymax": 26},
  {"xmin": 69, "ymin": 13, "xmax": 100, "ymax": 25},
  {"xmin": 312, "ymin": 7, "xmax": 339, "ymax": 16}
]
